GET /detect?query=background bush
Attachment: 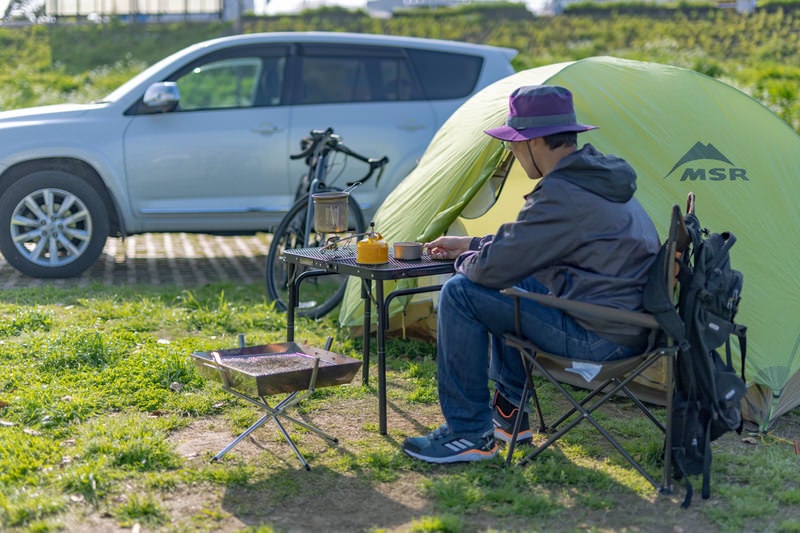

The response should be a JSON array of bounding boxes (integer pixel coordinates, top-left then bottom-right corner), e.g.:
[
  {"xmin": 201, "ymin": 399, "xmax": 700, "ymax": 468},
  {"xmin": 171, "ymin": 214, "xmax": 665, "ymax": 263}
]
[{"xmin": 2, "ymin": 4, "xmax": 800, "ymax": 129}]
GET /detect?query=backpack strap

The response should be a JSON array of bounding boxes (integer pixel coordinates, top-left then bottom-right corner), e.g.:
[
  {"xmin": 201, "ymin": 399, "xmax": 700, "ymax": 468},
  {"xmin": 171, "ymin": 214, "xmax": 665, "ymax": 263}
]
[
  {"xmin": 642, "ymin": 241, "xmax": 689, "ymax": 350},
  {"xmin": 678, "ymin": 461, "xmax": 694, "ymax": 509},
  {"xmin": 701, "ymin": 418, "xmax": 713, "ymax": 501},
  {"xmin": 732, "ymin": 324, "xmax": 747, "ymax": 383}
]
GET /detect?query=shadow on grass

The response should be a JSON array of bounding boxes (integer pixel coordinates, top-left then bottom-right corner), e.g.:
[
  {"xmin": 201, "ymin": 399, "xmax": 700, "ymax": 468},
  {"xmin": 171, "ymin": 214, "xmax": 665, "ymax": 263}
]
[{"xmin": 220, "ymin": 464, "xmax": 428, "ymax": 531}]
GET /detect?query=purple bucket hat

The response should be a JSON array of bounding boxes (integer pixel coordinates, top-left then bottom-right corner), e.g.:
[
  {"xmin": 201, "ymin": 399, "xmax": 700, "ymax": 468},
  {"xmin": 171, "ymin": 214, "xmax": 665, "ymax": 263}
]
[{"xmin": 484, "ymin": 85, "xmax": 597, "ymax": 142}]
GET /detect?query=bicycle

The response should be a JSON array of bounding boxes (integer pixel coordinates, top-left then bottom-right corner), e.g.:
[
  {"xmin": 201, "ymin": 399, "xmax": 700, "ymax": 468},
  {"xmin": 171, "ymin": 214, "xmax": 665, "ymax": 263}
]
[{"xmin": 265, "ymin": 127, "xmax": 389, "ymax": 319}]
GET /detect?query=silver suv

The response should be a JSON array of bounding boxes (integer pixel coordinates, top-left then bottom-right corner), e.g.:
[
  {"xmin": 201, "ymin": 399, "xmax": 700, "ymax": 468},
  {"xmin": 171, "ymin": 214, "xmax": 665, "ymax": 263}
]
[{"xmin": 0, "ymin": 31, "xmax": 516, "ymax": 278}]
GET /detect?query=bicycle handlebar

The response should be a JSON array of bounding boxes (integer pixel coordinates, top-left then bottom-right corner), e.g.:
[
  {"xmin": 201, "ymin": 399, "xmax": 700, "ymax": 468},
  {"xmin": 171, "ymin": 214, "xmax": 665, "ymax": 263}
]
[
  {"xmin": 289, "ymin": 127, "xmax": 389, "ymax": 186},
  {"xmin": 289, "ymin": 127, "xmax": 335, "ymax": 160}
]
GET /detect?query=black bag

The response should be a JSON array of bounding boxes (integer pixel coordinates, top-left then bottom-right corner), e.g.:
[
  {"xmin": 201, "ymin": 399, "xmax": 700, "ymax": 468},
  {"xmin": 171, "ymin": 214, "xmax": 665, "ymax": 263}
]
[{"xmin": 644, "ymin": 211, "xmax": 747, "ymax": 508}]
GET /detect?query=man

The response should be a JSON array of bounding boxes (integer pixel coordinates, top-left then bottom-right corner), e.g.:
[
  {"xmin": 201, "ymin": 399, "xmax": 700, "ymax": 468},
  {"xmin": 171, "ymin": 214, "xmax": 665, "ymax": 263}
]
[{"xmin": 402, "ymin": 85, "xmax": 660, "ymax": 464}]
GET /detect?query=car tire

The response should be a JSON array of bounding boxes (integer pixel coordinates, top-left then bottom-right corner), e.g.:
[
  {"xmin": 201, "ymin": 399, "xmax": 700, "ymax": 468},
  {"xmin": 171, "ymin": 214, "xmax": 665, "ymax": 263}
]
[{"xmin": 0, "ymin": 169, "xmax": 110, "ymax": 278}]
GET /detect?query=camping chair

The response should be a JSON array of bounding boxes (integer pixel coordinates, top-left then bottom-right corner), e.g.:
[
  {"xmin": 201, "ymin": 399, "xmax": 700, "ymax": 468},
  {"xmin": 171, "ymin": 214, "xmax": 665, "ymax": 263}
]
[{"xmin": 501, "ymin": 200, "xmax": 692, "ymax": 494}]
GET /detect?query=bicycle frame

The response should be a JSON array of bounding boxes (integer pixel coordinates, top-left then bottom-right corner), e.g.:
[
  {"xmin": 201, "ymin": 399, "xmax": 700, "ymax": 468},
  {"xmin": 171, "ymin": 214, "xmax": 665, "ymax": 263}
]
[
  {"xmin": 265, "ymin": 127, "xmax": 389, "ymax": 318},
  {"xmin": 302, "ymin": 144, "xmax": 331, "ymax": 247}
]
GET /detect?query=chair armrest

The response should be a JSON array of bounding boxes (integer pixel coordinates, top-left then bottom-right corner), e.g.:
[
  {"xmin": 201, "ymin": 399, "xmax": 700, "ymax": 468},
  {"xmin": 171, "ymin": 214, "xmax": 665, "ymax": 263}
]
[{"xmin": 501, "ymin": 287, "xmax": 660, "ymax": 330}]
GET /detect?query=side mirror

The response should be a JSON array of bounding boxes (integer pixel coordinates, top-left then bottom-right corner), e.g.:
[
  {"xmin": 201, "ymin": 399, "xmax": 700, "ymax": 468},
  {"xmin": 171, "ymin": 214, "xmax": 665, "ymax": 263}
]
[{"xmin": 141, "ymin": 82, "xmax": 180, "ymax": 113}]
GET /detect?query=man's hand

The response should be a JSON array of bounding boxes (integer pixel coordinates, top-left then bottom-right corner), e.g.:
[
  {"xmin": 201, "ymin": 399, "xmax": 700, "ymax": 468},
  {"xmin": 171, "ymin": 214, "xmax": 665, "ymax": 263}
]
[{"xmin": 424, "ymin": 236, "xmax": 473, "ymax": 260}]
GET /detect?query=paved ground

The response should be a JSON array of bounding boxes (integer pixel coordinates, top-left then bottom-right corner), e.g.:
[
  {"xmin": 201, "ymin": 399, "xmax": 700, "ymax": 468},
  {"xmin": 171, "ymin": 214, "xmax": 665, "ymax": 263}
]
[{"xmin": 0, "ymin": 233, "xmax": 271, "ymax": 289}]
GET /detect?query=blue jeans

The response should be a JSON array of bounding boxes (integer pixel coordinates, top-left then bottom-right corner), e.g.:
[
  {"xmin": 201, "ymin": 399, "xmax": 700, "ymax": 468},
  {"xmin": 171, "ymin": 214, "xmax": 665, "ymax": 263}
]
[{"xmin": 436, "ymin": 273, "xmax": 639, "ymax": 437}]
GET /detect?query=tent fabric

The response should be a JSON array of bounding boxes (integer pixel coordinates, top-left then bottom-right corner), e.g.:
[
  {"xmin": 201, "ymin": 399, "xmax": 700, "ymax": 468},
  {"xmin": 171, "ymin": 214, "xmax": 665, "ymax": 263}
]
[{"xmin": 338, "ymin": 56, "xmax": 800, "ymax": 430}]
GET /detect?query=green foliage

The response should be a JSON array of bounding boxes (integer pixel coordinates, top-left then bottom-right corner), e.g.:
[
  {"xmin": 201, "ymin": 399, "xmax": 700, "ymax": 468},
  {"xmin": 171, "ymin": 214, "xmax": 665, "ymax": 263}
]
[
  {"xmin": 2, "ymin": 13, "xmax": 800, "ymax": 527},
  {"xmin": 0, "ymin": 305, "xmax": 52, "ymax": 337},
  {"xmin": 0, "ymin": 488, "xmax": 65, "ymax": 528},
  {"xmin": 0, "ymin": 283, "xmax": 354, "ymax": 528},
  {"xmin": 0, "ymin": 427, "xmax": 63, "ymax": 486},
  {"xmin": 47, "ymin": 22, "xmax": 231, "ymax": 73},
  {"xmin": 409, "ymin": 513, "xmax": 465, "ymax": 532},
  {"xmin": 78, "ymin": 413, "xmax": 183, "ymax": 471},
  {"xmin": 0, "ymin": 282, "xmax": 797, "ymax": 530},
  {"xmin": 59, "ymin": 462, "xmax": 109, "ymax": 505},
  {"xmin": 422, "ymin": 462, "xmax": 560, "ymax": 518},
  {"xmin": 179, "ymin": 289, "xmax": 240, "ymax": 333},
  {"xmin": 5, "ymin": 7, "xmax": 800, "ymax": 129},
  {"xmin": 114, "ymin": 493, "xmax": 167, "ymax": 526}
]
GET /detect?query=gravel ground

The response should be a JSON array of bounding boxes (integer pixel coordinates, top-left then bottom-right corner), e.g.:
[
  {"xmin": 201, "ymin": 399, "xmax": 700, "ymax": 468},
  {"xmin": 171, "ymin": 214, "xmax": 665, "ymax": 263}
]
[{"xmin": 0, "ymin": 233, "xmax": 271, "ymax": 289}]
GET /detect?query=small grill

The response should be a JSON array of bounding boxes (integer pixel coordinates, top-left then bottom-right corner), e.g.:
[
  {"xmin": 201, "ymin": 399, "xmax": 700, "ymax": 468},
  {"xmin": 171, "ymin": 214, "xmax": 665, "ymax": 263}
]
[
  {"xmin": 192, "ymin": 341, "xmax": 361, "ymax": 397},
  {"xmin": 192, "ymin": 341, "xmax": 361, "ymax": 470}
]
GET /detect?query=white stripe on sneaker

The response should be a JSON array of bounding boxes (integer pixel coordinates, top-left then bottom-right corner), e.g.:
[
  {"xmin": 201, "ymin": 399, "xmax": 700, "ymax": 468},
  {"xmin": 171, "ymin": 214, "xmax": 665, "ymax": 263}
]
[{"xmin": 444, "ymin": 438, "xmax": 475, "ymax": 452}]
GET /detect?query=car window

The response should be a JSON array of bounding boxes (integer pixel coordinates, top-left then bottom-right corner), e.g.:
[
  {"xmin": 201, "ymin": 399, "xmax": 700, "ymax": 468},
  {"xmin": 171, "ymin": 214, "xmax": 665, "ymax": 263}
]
[
  {"xmin": 379, "ymin": 59, "xmax": 421, "ymax": 102},
  {"xmin": 176, "ymin": 57, "xmax": 262, "ymax": 110},
  {"xmin": 406, "ymin": 49, "xmax": 483, "ymax": 100},
  {"xmin": 295, "ymin": 45, "xmax": 424, "ymax": 105},
  {"xmin": 255, "ymin": 56, "xmax": 286, "ymax": 107},
  {"xmin": 299, "ymin": 56, "xmax": 371, "ymax": 104}
]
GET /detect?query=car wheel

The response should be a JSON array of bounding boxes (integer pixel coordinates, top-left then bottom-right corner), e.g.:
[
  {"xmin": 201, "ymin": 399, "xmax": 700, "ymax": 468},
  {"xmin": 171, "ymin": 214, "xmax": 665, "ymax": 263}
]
[{"xmin": 0, "ymin": 169, "xmax": 110, "ymax": 278}]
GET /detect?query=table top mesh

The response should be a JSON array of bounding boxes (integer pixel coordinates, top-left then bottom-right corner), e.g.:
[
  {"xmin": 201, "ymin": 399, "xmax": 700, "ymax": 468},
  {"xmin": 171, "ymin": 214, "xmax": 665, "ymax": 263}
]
[{"xmin": 282, "ymin": 246, "xmax": 454, "ymax": 279}]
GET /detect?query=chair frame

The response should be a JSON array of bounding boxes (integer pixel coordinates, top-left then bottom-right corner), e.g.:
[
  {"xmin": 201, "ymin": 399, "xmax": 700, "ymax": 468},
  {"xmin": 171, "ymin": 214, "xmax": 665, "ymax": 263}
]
[{"xmin": 501, "ymin": 202, "xmax": 691, "ymax": 494}]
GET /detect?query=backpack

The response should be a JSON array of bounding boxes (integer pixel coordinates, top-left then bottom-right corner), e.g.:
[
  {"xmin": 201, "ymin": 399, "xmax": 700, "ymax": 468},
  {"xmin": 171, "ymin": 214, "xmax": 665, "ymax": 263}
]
[{"xmin": 643, "ymin": 209, "xmax": 748, "ymax": 508}]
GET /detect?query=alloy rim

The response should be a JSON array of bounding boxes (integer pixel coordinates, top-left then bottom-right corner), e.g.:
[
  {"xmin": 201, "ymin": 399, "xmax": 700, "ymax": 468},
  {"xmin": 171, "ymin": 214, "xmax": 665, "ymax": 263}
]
[{"xmin": 10, "ymin": 187, "xmax": 92, "ymax": 267}]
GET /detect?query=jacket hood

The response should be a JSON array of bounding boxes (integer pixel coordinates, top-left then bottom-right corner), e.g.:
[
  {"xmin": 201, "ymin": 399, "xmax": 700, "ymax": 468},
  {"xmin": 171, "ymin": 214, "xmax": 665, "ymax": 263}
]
[{"xmin": 549, "ymin": 143, "xmax": 637, "ymax": 202}]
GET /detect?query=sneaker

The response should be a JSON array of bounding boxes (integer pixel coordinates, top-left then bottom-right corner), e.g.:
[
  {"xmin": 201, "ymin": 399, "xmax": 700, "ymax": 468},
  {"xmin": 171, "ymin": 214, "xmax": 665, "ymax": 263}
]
[
  {"xmin": 492, "ymin": 390, "xmax": 532, "ymax": 444},
  {"xmin": 402, "ymin": 424, "xmax": 498, "ymax": 464}
]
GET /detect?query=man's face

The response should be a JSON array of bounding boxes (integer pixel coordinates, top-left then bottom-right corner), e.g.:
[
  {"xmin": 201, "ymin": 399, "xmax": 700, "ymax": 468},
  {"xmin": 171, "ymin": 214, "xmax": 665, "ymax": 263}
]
[{"xmin": 504, "ymin": 139, "xmax": 541, "ymax": 180}]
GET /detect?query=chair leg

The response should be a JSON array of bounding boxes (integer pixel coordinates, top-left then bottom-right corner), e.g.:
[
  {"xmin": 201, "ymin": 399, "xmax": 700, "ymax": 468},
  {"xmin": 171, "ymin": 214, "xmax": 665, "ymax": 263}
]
[
  {"xmin": 507, "ymin": 339, "xmax": 547, "ymax": 431},
  {"xmin": 619, "ymin": 382, "xmax": 666, "ymax": 433},
  {"xmin": 660, "ymin": 353, "xmax": 676, "ymax": 494},
  {"xmin": 546, "ymin": 377, "xmax": 616, "ymax": 431},
  {"xmin": 506, "ymin": 345, "xmax": 548, "ymax": 465},
  {"xmin": 527, "ymin": 364, "xmax": 547, "ymax": 432},
  {"xmin": 505, "ymin": 379, "xmax": 530, "ymax": 465},
  {"xmin": 506, "ymin": 335, "xmax": 675, "ymax": 494},
  {"xmin": 518, "ymin": 351, "xmax": 671, "ymax": 492},
  {"xmin": 520, "ymin": 359, "xmax": 662, "ymax": 489}
]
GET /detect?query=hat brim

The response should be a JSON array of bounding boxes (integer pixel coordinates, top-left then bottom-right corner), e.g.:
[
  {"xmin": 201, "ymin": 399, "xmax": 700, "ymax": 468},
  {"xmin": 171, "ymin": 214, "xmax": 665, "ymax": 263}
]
[{"xmin": 484, "ymin": 123, "xmax": 597, "ymax": 141}]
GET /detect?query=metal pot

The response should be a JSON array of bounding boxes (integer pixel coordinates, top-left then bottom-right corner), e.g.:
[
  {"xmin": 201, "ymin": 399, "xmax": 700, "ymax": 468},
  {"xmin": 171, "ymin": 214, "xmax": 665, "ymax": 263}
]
[
  {"xmin": 393, "ymin": 241, "xmax": 423, "ymax": 260},
  {"xmin": 312, "ymin": 191, "xmax": 349, "ymax": 233}
]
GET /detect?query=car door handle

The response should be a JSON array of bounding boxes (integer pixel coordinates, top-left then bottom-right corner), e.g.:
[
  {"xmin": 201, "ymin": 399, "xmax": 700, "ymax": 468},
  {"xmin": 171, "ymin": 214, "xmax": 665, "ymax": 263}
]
[
  {"xmin": 396, "ymin": 122, "xmax": 428, "ymax": 132},
  {"xmin": 252, "ymin": 124, "xmax": 282, "ymax": 135}
]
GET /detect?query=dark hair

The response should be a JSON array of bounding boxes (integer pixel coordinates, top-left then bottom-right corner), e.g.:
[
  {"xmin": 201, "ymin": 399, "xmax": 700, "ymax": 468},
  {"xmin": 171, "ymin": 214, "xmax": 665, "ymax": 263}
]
[{"xmin": 543, "ymin": 131, "xmax": 577, "ymax": 149}]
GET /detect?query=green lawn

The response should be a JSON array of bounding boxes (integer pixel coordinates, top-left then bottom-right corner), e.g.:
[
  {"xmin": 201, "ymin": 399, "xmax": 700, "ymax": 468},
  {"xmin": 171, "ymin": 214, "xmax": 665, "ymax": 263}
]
[{"xmin": 1, "ymin": 280, "xmax": 799, "ymax": 532}]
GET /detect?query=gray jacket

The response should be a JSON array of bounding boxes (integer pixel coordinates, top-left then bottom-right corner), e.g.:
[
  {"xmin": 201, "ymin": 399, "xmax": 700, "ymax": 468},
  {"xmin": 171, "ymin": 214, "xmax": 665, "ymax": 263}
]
[{"xmin": 454, "ymin": 143, "xmax": 660, "ymax": 341}]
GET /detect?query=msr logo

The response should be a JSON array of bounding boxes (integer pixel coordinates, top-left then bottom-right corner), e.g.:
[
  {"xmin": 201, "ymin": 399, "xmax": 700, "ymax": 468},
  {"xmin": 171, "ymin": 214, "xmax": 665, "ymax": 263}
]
[{"xmin": 665, "ymin": 142, "xmax": 750, "ymax": 181}]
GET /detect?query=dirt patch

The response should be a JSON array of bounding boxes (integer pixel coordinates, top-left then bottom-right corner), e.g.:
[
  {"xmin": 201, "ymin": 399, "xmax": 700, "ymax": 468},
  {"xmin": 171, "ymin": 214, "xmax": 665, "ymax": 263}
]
[
  {"xmin": 55, "ymin": 390, "xmax": 800, "ymax": 533},
  {"xmin": 164, "ymin": 397, "xmax": 444, "ymax": 532}
]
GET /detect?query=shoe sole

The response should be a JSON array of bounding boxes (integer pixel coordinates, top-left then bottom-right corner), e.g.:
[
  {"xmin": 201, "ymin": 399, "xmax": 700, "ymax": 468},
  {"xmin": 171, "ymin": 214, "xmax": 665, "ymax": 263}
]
[
  {"xmin": 493, "ymin": 426, "xmax": 533, "ymax": 444},
  {"xmin": 402, "ymin": 445, "xmax": 498, "ymax": 464}
]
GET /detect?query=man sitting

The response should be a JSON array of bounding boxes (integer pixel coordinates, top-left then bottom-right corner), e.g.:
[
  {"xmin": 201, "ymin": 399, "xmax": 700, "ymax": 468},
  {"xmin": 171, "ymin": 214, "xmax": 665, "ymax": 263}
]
[{"xmin": 402, "ymin": 85, "xmax": 661, "ymax": 463}]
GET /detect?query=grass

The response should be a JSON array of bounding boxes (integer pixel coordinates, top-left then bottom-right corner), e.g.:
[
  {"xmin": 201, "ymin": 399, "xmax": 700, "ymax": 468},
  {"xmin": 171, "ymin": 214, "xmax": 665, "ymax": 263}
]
[{"xmin": 1, "ymin": 280, "xmax": 799, "ymax": 531}]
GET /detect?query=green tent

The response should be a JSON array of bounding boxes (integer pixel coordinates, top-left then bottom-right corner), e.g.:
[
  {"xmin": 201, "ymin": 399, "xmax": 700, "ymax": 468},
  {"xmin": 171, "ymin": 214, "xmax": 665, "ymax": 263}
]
[{"xmin": 339, "ymin": 56, "xmax": 800, "ymax": 431}]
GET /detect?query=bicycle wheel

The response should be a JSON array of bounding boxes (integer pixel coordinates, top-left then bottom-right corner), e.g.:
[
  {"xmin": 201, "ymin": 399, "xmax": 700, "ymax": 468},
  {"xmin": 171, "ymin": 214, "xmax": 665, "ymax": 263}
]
[{"xmin": 266, "ymin": 191, "xmax": 366, "ymax": 319}]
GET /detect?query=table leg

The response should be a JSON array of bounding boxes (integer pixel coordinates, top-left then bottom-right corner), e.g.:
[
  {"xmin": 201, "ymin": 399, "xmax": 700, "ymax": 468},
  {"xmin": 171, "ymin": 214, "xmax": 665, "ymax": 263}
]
[
  {"xmin": 376, "ymin": 280, "xmax": 387, "ymax": 435},
  {"xmin": 361, "ymin": 279, "xmax": 371, "ymax": 386},
  {"xmin": 286, "ymin": 263, "xmax": 297, "ymax": 342}
]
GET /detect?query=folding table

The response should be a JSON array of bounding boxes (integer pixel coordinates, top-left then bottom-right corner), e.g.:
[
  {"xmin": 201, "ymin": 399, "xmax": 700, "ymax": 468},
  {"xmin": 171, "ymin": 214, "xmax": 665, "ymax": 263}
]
[{"xmin": 281, "ymin": 246, "xmax": 455, "ymax": 435}]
